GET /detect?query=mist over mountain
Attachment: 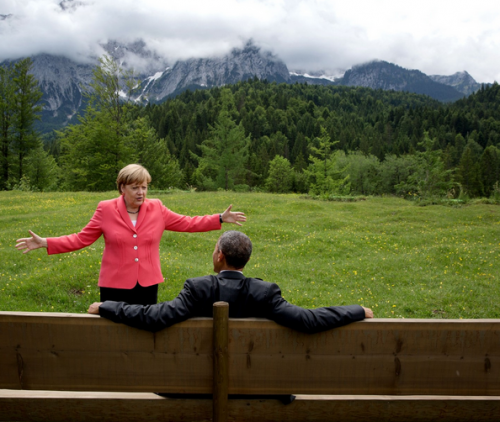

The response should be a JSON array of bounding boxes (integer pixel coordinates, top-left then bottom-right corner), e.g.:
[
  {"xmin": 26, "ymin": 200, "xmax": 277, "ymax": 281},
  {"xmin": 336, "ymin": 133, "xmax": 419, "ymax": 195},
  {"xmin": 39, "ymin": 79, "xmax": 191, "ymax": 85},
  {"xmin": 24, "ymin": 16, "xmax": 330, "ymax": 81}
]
[
  {"xmin": 29, "ymin": 54, "xmax": 93, "ymax": 130},
  {"xmin": 137, "ymin": 42, "xmax": 290, "ymax": 103},
  {"xmin": 102, "ymin": 40, "xmax": 170, "ymax": 75},
  {"xmin": 428, "ymin": 71, "xmax": 482, "ymax": 96},
  {"xmin": 336, "ymin": 60, "xmax": 465, "ymax": 102},
  {"xmin": 2, "ymin": 41, "xmax": 487, "ymax": 131}
]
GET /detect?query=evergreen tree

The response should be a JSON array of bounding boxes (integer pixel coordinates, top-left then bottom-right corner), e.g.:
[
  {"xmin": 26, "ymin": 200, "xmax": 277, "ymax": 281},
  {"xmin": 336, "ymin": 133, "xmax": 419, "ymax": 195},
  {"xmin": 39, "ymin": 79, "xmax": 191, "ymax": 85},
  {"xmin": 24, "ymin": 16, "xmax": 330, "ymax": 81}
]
[
  {"xmin": 58, "ymin": 55, "xmax": 138, "ymax": 190},
  {"xmin": 86, "ymin": 55, "xmax": 135, "ymax": 134},
  {"xmin": 59, "ymin": 108, "xmax": 134, "ymax": 191},
  {"xmin": 269, "ymin": 131, "xmax": 289, "ymax": 159},
  {"xmin": 453, "ymin": 134, "xmax": 466, "ymax": 165},
  {"xmin": 292, "ymin": 170, "xmax": 309, "ymax": 193},
  {"xmin": 293, "ymin": 152, "xmax": 307, "ymax": 172},
  {"xmin": 457, "ymin": 146, "xmax": 481, "ymax": 197},
  {"xmin": 22, "ymin": 141, "xmax": 60, "ymax": 191},
  {"xmin": 379, "ymin": 154, "xmax": 419, "ymax": 195},
  {"xmin": 339, "ymin": 152, "xmax": 381, "ymax": 195},
  {"xmin": 0, "ymin": 63, "xmax": 15, "ymax": 189},
  {"xmin": 396, "ymin": 132, "xmax": 454, "ymax": 198},
  {"xmin": 11, "ymin": 58, "xmax": 43, "ymax": 182},
  {"xmin": 126, "ymin": 117, "xmax": 183, "ymax": 189},
  {"xmin": 479, "ymin": 146, "xmax": 500, "ymax": 197},
  {"xmin": 305, "ymin": 127, "xmax": 350, "ymax": 195},
  {"xmin": 265, "ymin": 155, "xmax": 293, "ymax": 193},
  {"xmin": 193, "ymin": 110, "xmax": 250, "ymax": 190}
]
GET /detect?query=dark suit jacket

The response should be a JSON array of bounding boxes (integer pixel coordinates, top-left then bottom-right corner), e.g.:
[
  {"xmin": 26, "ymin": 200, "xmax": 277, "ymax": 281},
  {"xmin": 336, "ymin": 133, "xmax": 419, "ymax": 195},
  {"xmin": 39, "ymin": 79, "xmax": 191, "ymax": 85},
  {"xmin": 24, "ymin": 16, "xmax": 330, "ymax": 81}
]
[{"xmin": 99, "ymin": 271, "xmax": 366, "ymax": 334}]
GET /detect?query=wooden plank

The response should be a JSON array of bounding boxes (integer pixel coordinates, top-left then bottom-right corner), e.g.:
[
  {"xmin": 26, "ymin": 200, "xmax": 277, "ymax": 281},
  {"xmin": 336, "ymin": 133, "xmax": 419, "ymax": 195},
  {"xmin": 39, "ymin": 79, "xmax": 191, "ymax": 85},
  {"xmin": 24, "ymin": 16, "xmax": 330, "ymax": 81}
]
[
  {"xmin": 1, "ymin": 390, "xmax": 500, "ymax": 422},
  {"xmin": 227, "ymin": 318, "xmax": 500, "ymax": 396},
  {"xmin": 227, "ymin": 318, "xmax": 500, "ymax": 355},
  {"xmin": 0, "ymin": 312, "xmax": 214, "ymax": 392},
  {"xmin": 0, "ymin": 390, "xmax": 212, "ymax": 422},
  {"xmin": 1, "ymin": 313, "xmax": 499, "ymax": 395},
  {"xmin": 239, "ymin": 395, "xmax": 500, "ymax": 422},
  {"xmin": 213, "ymin": 302, "xmax": 229, "ymax": 422},
  {"xmin": 227, "ymin": 354, "xmax": 500, "ymax": 395}
]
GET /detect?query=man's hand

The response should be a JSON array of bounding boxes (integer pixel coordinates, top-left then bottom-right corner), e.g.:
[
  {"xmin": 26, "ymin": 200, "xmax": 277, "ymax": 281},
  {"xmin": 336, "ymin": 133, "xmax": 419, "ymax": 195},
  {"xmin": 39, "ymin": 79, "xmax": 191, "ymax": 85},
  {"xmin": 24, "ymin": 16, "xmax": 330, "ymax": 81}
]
[
  {"xmin": 88, "ymin": 302, "xmax": 103, "ymax": 314},
  {"xmin": 221, "ymin": 204, "xmax": 246, "ymax": 226},
  {"xmin": 362, "ymin": 307, "xmax": 374, "ymax": 318}
]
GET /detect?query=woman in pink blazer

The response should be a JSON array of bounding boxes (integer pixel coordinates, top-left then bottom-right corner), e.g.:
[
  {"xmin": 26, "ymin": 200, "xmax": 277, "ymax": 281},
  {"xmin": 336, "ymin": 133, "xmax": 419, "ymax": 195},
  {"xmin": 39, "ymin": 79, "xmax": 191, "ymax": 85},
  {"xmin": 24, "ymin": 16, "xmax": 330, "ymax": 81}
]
[{"xmin": 16, "ymin": 164, "xmax": 246, "ymax": 305}]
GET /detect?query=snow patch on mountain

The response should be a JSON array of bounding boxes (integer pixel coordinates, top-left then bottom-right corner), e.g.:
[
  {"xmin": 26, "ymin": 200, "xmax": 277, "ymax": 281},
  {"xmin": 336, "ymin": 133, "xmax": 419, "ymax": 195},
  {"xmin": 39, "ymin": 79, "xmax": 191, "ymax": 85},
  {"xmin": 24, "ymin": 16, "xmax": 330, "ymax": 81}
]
[{"xmin": 290, "ymin": 71, "xmax": 339, "ymax": 82}]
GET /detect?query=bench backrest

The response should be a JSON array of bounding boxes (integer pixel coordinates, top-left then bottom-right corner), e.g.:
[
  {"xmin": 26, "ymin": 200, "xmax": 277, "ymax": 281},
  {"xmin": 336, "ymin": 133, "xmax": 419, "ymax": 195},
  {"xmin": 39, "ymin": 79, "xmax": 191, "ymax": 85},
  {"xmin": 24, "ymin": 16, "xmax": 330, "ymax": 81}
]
[{"xmin": 1, "ymin": 312, "xmax": 499, "ymax": 396}]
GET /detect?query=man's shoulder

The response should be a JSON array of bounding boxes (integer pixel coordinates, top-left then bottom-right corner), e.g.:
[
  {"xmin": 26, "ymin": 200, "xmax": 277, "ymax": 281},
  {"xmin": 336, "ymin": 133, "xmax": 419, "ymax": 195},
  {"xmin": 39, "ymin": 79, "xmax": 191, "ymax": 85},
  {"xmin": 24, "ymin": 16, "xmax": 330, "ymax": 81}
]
[
  {"xmin": 184, "ymin": 275, "xmax": 218, "ymax": 291},
  {"xmin": 245, "ymin": 276, "xmax": 273, "ymax": 288},
  {"xmin": 185, "ymin": 274, "xmax": 276, "ymax": 289},
  {"xmin": 182, "ymin": 275, "xmax": 217, "ymax": 301},
  {"xmin": 185, "ymin": 274, "xmax": 273, "ymax": 288},
  {"xmin": 186, "ymin": 274, "xmax": 216, "ymax": 284}
]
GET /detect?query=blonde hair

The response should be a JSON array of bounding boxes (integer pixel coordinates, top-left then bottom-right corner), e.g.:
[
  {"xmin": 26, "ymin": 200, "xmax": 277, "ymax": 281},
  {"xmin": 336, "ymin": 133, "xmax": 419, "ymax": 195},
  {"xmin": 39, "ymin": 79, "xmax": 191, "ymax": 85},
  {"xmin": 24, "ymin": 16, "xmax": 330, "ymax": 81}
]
[{"xmin": 116, "ymin": 164, "xmax": 152, "ymax": 193}]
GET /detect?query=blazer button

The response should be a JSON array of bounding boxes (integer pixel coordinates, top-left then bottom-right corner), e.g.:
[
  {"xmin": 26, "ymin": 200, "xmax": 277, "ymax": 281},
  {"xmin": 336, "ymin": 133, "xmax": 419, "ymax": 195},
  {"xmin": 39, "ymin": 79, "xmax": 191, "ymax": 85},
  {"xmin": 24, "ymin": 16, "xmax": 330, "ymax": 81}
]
[
  {"xmin": 133, "ymin": 234, "xmax": 138, "ymax": 238},
  {"xmin": 134, "ymin": 258, "xmax": 139, "ymax": 262},
  {"xmin": 134, "ymin": 246, "xmax": 138, "ymax": 250}
]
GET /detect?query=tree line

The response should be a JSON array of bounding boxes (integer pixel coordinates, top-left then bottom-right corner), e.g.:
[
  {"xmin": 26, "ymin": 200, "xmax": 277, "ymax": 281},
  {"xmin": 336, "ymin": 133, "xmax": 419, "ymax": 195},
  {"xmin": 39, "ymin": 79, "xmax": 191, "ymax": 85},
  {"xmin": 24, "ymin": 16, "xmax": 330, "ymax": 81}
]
[
  {"xmin": 0, "ymin": 58, "xmax": 58, "ymax": 191},
  {"xmin": 1, "ymin": 56, "xmax": 500, "ymax": 200}
]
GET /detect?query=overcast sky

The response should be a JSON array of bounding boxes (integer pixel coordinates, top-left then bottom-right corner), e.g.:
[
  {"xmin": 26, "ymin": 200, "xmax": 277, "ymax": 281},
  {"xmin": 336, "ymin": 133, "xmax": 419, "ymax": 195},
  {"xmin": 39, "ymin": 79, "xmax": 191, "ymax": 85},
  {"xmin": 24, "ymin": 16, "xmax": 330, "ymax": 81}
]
[{"xmin": 1, "ymin": 0, "xmax": 499, "ymax": 82}]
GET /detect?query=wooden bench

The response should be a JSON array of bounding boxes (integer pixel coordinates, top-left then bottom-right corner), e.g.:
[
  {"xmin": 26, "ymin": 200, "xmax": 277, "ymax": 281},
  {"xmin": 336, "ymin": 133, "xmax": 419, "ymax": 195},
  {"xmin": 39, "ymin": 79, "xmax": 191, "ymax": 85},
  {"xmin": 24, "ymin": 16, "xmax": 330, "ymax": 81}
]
[{"xmin": 1, "ymin": 303, "xmax": 499, "ymax": 422}]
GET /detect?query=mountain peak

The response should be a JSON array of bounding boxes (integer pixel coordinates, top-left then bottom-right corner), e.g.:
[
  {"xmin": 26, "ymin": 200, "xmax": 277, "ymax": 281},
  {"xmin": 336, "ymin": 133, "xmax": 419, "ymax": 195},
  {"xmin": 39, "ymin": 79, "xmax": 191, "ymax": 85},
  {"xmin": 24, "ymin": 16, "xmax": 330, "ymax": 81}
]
[
  {"xmin": 15, "ymin": 41, "xmax": 486, "ymax": 132},
  {"xmin": 140, "ymin": 41, "xmax": 289, "ymax": 102},
  {"xmin": 238, "ymin": 39, "xmax": 261, "ymax": 54},
  {"xmin": 428, "ymin": 71, "xmax": 480, "ymax": 96},
  {"xmin": 339, "ymin": 61, "xmax": 464, "ymax": 102}
]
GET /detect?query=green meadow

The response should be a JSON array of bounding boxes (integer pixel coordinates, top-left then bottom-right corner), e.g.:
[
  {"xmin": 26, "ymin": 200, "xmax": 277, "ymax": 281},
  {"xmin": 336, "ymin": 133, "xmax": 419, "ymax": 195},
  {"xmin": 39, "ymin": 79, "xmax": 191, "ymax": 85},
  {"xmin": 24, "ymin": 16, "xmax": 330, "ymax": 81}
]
[{"xmin": 1, "ymin": 191, "xmax": 499, "ymax": 319}]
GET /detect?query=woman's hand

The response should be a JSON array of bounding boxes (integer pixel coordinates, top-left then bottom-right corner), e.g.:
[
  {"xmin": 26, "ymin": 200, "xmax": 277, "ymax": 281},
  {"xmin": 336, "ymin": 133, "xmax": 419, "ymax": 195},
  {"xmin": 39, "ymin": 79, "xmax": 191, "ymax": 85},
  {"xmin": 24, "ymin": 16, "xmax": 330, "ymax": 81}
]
[
  {"xmin": 16, "ymin": 230, "xmax": 48, "ymax": 254},
  {"xmin": 221, "ymin": 204, "xmax": 247, "ymax": 226}
]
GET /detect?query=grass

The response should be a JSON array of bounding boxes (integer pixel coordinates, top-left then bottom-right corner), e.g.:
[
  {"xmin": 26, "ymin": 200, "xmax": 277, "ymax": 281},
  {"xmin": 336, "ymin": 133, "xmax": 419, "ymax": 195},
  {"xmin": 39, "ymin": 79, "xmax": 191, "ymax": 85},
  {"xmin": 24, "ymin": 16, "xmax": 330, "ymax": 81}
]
[{"xmin": 1, "ymin": 191, "xmax": 499, "ymax": 319}]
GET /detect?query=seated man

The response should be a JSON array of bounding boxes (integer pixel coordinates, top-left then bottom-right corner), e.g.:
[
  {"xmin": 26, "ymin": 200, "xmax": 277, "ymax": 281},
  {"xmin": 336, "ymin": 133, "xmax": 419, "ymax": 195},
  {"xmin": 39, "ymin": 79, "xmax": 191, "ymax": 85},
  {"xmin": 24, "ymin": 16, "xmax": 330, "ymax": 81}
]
[{"xmin": 88, "ymin": 231, "xmax": 373, "ymax": 332}]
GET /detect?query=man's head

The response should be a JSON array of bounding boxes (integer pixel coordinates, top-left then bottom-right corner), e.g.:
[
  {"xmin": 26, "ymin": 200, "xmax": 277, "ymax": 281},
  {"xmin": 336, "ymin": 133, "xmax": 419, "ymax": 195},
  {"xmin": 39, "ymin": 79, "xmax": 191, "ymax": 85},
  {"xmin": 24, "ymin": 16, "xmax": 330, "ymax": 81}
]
[{"xmin": 213, "ymin": 231, "xmax": 252, "ymax": 273}]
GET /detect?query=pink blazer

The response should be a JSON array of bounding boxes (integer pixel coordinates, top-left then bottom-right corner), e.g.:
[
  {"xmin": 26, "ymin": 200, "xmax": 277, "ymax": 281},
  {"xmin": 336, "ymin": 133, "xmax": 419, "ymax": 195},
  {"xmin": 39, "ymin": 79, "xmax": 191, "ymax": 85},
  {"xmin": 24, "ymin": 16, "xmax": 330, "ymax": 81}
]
[{"xmin": 47, "ymin": 197, "xmax": 221, "ymax": 289}]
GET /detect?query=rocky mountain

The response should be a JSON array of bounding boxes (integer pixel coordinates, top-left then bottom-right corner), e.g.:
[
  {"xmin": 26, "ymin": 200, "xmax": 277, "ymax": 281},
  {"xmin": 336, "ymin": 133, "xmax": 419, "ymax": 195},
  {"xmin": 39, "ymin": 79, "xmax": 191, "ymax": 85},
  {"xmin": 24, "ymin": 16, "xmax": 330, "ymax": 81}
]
[
  {"xmin": 136, "ymin": 43, "xmax": 289, "ymax": 102},
  {"xmin": 289, "ymin": 62, "xmax": 485, "ymax": 99},
  {"xmin": 336, "ymin": 60, "xmax": 465, "ymax": 102},
  {"xmin": 101, "ymin": 39, "xmax": 170, "ymax": 76},
  {"xmin": 428, "ymin": 71, "xmax": 482, "ymax": 96},
  {"xmin": 4, "ymin": 42, "xmax": 487, "ymax": 132},
  {"xmin": 20, "ymin": 42, "xmax": 290, "ymax": 131},
  {"xmin": 22, "ymin": 39, "xmax": 169, "ymax": 130},
  {"xmin": 289, "ymin": 71, "xmax": 336, "ymax": 86},
  {"xmin": 29, "ymin": 54, "xmax": 94, "ymax": 130}
]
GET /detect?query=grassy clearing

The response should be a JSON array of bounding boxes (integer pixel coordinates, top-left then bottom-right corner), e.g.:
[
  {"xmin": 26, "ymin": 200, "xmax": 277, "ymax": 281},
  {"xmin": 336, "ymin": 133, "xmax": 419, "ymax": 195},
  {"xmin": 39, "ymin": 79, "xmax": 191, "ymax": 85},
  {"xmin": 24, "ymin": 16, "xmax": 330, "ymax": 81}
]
[{"xmin": 1, "ymin": 191, "xmax": 499, "ymax": 319}]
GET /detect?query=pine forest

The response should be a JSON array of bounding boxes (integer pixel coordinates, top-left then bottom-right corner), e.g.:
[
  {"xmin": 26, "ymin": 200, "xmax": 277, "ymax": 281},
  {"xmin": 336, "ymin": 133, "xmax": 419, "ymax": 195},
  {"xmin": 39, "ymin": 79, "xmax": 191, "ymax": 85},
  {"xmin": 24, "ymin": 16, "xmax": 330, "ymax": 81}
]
[{"xmin": 2, "ymin": 57, "xmax": 500, "ymax": 202}]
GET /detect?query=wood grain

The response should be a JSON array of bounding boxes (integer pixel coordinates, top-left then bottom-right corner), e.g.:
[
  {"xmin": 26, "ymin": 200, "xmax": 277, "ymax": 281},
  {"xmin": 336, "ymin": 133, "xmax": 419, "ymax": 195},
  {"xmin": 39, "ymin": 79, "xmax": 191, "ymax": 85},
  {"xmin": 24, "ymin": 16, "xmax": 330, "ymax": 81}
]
[
  {"xmin": 1, "ymin": 313, "xmax": 499, "ymax": 396},
  {"xmin": 1, "ymin": 391, "xmax": 499, "ymax": 422}
]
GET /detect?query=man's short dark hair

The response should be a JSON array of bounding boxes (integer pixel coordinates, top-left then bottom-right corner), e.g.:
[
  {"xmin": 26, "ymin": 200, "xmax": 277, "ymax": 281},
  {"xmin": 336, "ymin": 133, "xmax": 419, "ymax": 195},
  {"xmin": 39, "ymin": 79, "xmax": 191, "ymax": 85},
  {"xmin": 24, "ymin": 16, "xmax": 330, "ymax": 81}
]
[{"xmin": 217, "ymin": 231, "xmax": 252, "ymax": 269}]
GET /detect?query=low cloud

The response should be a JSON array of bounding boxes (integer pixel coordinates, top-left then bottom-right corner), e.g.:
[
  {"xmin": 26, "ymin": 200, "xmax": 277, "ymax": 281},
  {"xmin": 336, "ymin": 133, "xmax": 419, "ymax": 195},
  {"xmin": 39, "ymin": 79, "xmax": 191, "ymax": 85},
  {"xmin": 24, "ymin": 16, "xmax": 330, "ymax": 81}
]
[{"xmin": 1, "ymin": 0, "xmax": 499, "ymax": 82}]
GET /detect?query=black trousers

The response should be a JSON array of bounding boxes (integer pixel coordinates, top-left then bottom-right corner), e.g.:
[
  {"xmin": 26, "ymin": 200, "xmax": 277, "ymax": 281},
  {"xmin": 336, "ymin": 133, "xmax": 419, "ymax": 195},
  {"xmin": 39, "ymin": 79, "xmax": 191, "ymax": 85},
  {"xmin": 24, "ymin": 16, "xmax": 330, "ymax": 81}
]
[{"xmin": 100, "ymin": 282, "xmax": 158, "ymax": 305}]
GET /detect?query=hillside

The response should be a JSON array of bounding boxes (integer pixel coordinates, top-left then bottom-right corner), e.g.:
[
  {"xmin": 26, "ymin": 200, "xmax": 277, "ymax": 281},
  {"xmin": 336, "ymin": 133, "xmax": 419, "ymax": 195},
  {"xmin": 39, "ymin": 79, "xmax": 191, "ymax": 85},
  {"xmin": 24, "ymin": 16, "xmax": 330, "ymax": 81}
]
[
  {"xmin": 1, "ymin": 42, "xmax": 485, "ymax": 132},
  {"xmin": 338, "ymin": 61, "xmax": 464, "ymax": 102}
]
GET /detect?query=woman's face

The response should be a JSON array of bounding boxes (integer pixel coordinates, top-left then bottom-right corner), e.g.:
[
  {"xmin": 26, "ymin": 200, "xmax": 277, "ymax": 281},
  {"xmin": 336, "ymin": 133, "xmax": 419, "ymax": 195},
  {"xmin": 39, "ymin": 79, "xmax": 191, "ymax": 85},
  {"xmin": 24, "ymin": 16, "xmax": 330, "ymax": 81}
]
[{"xmin": 121, "ymin": 181, "xmax": 148, "ymax": 209}]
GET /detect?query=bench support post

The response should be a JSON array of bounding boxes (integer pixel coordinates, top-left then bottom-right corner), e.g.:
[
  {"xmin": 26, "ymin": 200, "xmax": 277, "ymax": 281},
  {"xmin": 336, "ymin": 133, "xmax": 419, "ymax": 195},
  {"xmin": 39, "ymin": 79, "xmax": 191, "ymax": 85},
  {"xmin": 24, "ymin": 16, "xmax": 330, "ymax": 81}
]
[{"xmin": 213, "ymin": 302, "xmax": 229, "ymax": 422}]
